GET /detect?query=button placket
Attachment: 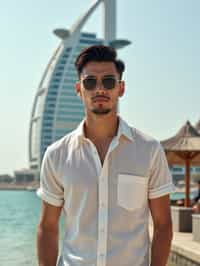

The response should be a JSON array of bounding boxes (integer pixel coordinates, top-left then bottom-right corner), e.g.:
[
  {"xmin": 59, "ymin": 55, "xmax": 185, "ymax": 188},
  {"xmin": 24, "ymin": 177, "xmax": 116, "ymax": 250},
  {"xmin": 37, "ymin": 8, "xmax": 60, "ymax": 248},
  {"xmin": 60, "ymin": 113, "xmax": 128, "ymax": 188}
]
[
  {"xmin": 97, "ymin": 158, "xmax": 109, "ymax": 266},
  {"xmin": 96, "ymin": 137, "xmax": 120, "ymax": 266},
  {"xmin": 90, "ymin": 141, "xmax": 102, "ymax": 173},
  {"xmin": 85, "ymin": 137, "xmax": 119, "ymax": 266}
]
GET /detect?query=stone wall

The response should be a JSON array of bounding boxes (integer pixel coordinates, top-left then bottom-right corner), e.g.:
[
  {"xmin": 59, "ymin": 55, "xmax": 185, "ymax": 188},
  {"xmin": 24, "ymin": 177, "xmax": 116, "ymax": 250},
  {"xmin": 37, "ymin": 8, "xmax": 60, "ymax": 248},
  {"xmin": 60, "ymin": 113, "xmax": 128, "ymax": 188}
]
[{"xmin": 167, "ymin": 250, "xmax": 200, "ymax": 266}]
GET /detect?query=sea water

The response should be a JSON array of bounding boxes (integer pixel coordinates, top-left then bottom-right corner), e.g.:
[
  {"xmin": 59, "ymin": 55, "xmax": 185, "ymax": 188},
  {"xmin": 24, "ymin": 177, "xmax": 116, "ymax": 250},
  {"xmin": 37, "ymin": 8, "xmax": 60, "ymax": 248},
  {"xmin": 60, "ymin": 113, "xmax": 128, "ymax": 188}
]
[
  {"xmin": 0, "ymin": 190, "xmax": 197, "ymax": 265},
  {"xmin": 0, "ymin": 191, "xmax": 41, "ymax": 265}
]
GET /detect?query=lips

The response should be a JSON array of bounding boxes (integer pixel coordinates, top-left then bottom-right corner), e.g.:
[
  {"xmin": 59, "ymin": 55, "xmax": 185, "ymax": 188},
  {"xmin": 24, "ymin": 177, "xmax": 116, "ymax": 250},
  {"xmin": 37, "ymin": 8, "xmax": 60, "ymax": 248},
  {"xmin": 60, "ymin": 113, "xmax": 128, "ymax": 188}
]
[{"xmin": 92, "ymin": 96, "xmax": 110, "ymax": 102}]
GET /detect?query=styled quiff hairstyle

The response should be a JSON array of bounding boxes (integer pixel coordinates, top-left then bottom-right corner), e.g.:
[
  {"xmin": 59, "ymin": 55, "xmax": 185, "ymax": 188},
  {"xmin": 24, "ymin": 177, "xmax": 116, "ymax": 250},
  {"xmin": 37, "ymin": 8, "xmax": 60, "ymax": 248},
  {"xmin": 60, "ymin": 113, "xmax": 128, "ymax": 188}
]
[{"xmin": 75, "ymin": 45, "xmax": 125, "ymax": 79}]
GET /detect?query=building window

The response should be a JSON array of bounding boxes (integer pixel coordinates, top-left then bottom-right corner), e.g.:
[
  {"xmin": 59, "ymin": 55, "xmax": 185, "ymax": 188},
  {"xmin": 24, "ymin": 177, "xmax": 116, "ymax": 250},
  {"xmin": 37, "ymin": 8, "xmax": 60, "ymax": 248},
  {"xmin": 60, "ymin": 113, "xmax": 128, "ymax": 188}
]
[
  {"xmin": 57, "ymin": 110, "xmax": 84, "ymax": 116},
  {"xmin": 43, "ymin": 122, "xmax": 53, "ymax": 127},
  {"xmin": 50, "ymin": 84, "xmax": 59, "ymax": 89},
  {"xmin": 55, "ymin": 72, "xmax": 63, "ymax": 77},
  {"xmin": 62, "ymin": 54, "xmax": 69, "ymax": 59},
  {"xmin": 42, "ymin": 135, "xmax": 52, "ymax": 140},
  {"xmin": 58, "ymin": 103, "xmax": 83, "ymax": 109},
  {"xmin": 43, "ymin": 116, "xmax": 53, "ymax": 121},
  {"xmin": 46, "ymin": 96, "xmax": 56, "ymax": 101},
  {"xmin": 59, "ymin": 60, "xmax": 67, "ymax": 65},
  {"xmin": 56, "ymin": 117, "xmax": 82, "ymax": 122},
  {"xmin": 48, "ymin": 91, "xmax": 58, "ymax": 96},
  {"xmin": 52, "ymin": 78, "xmax": 60, "ymax": 83},
  {"xmin": 46, "ymin": 103, "xmax": 55, "ymax": 108},
  {"xmin": 65, "ymin": 47, "xmax": 72, "ymax": 52},
  {"xmin": 57, "ymin": 66, "xmax": 65, "ymax": 71},
  {"xmin": 60, "ymin": 91, "xmax": 76, "ymax": 97}
]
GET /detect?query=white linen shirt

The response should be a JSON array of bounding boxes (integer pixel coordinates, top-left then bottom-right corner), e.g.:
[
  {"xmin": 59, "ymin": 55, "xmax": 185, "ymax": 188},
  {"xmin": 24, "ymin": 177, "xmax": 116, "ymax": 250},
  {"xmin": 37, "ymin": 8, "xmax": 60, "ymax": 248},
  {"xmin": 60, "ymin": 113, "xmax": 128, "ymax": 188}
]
[{"xmin": 37, "ymin": 117, "xmax": 175, "ymax": 266}]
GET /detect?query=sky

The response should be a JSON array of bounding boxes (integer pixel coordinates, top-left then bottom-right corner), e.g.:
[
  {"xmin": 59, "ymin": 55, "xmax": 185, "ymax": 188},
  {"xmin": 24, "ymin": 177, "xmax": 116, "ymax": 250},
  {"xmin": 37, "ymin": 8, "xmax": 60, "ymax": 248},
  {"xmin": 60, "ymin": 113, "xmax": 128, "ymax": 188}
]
[{"xmin": 0, "ymin": 0, "xmax": 200, "ymax": 175}]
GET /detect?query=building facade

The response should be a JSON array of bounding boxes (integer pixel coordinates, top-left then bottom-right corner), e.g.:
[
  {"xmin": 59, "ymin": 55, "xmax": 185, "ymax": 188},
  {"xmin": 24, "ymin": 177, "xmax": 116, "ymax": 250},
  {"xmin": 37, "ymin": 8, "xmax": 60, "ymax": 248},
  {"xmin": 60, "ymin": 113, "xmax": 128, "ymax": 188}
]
[{"xmin": 29, "ymin": 0, "xmax": 131, "ymax": 176}]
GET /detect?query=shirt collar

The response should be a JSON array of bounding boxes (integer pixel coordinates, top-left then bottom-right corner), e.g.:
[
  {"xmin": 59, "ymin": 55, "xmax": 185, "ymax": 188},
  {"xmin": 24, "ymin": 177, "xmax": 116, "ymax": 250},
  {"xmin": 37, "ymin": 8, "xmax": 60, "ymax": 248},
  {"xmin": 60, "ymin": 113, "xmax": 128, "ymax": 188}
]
[
  {"xmin": 117, "ymin": 116, "xmax": 135, "ymax": 142},
  {"xmin": 74, "ymin": 119, "xmax": 86, "ymax": 141},
  {"xmin": 73, "ymin": 116, "xmax": 135, "ymax": 145}
]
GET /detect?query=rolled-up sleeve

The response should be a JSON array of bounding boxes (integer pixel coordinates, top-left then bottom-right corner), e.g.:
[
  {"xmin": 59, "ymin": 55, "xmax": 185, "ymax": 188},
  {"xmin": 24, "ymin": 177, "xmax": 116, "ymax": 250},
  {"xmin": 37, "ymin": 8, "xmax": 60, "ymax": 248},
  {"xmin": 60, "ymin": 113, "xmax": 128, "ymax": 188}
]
[
  {"xmin": 148, "ymin": 142, "xmax": 175, "ymax": 199},
  {"xmin": 37, "ymin": 147, "xmax": 64, "ymax": 206}
]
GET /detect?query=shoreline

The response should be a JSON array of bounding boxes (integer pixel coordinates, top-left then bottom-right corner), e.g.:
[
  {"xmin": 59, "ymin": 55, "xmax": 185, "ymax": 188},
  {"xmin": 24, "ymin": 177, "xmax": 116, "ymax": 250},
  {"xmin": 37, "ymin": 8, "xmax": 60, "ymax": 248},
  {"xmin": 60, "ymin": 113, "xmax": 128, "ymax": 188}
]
[{"xmin": 0, "ymin": 181, "xmax": 39, "ymax": 191}]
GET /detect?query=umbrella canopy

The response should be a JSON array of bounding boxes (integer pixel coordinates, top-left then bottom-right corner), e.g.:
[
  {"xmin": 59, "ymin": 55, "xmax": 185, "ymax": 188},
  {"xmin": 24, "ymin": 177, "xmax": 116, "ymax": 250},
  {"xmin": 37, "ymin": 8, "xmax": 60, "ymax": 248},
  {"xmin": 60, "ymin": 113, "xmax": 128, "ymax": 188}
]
[{"xmin": 161, "ymin": 121, "xmax": 200, "ymax": 207}]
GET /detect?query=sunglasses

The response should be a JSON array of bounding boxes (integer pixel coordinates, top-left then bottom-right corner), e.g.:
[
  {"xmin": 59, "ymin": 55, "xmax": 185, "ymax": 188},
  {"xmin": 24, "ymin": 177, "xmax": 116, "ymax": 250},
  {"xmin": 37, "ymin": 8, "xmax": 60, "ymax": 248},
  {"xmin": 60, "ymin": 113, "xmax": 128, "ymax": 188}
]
[{"xmin": 81, "ymin": 75, "xmax": 121, "ymax": 91}]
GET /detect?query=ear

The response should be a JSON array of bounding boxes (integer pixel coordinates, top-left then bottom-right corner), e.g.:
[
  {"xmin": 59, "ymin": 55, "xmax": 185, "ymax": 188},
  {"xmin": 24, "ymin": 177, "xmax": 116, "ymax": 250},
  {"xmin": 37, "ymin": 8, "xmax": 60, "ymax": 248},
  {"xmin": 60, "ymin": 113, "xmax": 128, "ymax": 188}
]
[
  {"xmin": 75, "ymin": 82, "xmax": 82, "ymax": 97},
  {"xmin": 118, "ymin": 81, "xmax": 125, "ymax": 97}
]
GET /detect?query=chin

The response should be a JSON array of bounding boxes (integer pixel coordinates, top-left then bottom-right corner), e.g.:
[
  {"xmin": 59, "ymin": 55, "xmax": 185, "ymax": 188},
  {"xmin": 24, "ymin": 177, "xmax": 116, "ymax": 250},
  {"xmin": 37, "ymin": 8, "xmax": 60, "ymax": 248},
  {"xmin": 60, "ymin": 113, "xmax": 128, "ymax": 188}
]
[{"xmin": 91, "ymin": 109, "xmax": 111, "ymax": 115}]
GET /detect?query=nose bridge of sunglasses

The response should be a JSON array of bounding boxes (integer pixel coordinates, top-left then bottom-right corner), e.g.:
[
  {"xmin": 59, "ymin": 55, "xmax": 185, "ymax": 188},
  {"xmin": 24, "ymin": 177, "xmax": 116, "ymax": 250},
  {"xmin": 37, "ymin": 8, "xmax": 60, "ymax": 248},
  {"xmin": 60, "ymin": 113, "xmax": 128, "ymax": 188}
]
[
  {"xmin": 86, "ymin": 78, "xmax": 106, "ymax": 90},
  {"xmin": 96, "ymin": 78, "xmax": 105, "ymax": 90}
]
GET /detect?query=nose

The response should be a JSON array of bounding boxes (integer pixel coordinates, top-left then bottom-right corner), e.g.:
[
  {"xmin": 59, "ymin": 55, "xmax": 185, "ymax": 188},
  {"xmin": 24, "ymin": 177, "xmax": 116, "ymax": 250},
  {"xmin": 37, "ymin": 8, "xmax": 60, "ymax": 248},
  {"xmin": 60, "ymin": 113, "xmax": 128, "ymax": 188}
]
[{"xmin": 95, "ymin": 79, "xmax": 105, "ymax": 91}]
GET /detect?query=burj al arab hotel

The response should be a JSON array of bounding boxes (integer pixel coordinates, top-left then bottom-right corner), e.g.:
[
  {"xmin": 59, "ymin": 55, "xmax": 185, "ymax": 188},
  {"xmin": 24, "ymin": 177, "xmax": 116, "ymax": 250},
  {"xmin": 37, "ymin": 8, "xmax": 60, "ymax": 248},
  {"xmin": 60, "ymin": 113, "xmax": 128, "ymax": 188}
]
[{"xmin": 29, "ymin": 0, "xmax": 131, "ymax": 175}]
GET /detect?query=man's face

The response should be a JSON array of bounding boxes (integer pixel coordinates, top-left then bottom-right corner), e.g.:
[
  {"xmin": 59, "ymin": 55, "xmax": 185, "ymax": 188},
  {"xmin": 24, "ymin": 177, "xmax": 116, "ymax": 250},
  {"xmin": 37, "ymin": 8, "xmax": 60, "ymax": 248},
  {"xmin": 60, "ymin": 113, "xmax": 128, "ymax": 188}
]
[{"xmin": 76, "ymin": 61, "xmax": 125, "ymax": 116}]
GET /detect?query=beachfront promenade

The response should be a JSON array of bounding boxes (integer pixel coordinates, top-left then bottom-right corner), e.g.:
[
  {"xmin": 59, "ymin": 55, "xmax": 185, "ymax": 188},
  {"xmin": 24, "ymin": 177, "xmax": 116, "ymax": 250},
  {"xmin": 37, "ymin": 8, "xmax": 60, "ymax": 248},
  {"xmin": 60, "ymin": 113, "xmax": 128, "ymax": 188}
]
[
  {"xmin": 167, "ymin": 230, "xmax": 200, "ymax": 266},
  {"xmin": 1, "ymin": 182, "xmax": 200, "ymax": 265},
  {"xmin": 149, "ymin": 225, "xmax": 200, "ymax": 266}
]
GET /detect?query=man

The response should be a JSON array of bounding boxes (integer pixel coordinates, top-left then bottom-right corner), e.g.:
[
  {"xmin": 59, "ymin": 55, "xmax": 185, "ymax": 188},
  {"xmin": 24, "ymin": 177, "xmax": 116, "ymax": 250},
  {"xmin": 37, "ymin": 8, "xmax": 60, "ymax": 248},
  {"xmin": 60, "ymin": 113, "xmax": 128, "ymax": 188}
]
[
  {"xmin": 37, "ymin": 45, "xmax": 175, "ymax": 266},
  {"xmin": 194, "ymin": 180, "xmax": 200, "ymax": 203},
  {"xmin": 192, "ymin": 180, "xmax": 200, "ymax": 213}
]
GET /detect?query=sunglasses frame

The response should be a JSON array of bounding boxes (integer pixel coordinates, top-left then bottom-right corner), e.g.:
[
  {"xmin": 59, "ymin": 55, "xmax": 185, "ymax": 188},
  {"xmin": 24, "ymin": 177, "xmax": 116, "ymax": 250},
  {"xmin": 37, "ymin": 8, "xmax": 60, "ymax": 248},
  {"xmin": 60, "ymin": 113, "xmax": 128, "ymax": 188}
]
[{"xmin": 80, "ymin": 75, "xmax": 121, "ymax": 91}]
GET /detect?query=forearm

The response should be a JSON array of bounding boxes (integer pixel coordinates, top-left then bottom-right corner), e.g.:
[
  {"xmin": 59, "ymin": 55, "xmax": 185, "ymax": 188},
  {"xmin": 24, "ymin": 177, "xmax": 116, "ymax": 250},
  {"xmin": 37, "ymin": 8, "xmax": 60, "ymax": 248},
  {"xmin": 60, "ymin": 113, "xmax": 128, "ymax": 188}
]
[
  {"xmin": 150, "ymin": 226, "xmax": 173, "ymax": 266},
  {"xmin": 37, "ymin": 225, "xmax": 59, "ymax": 266}
]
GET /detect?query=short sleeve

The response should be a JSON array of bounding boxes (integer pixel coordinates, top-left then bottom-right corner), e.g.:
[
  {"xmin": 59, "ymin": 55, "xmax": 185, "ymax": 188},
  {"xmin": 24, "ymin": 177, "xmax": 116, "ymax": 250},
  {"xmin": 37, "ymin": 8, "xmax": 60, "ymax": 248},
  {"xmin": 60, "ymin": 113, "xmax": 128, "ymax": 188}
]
[
  {"xmin": 148, "ymin": 142, "xmax": 175, "ymax": 199},
  {"xmin": 37, "ymin": 147, "xmax": 64, "ymax": 206}
]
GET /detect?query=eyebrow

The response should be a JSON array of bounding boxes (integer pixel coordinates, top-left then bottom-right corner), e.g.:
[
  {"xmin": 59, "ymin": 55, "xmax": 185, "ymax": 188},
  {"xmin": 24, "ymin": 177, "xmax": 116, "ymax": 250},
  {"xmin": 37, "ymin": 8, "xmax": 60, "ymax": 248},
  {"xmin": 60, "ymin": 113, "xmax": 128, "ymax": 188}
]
[{"xmin": 83, "ymin": 74, "xmax": 117, "ymax": 79}]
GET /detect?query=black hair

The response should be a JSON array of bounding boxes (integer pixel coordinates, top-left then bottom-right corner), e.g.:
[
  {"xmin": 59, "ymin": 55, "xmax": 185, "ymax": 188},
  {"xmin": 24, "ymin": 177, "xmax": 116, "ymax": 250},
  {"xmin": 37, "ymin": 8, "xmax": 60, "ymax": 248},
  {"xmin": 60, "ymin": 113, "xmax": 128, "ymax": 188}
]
[{"xmin": 75, "ymin": 45, "xmax": 125, "ymax": 79}]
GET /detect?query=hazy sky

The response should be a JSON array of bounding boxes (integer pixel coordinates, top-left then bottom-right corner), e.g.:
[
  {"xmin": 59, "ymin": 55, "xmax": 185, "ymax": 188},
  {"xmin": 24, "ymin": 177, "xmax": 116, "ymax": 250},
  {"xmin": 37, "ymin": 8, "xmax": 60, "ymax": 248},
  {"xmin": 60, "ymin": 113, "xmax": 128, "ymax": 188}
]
[{"xmin": 1, "ymin": 0, "xmax": 200, "ymax": 175}]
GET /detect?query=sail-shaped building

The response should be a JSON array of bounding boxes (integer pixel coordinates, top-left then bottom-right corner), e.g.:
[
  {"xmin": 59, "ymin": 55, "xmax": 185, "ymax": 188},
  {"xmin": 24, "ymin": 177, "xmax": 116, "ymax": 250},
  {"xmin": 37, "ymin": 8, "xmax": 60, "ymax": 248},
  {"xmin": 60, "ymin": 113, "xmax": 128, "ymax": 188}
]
[{"xmin": 29, "ymin": 0, "xmax": 131, "ymax": 175}]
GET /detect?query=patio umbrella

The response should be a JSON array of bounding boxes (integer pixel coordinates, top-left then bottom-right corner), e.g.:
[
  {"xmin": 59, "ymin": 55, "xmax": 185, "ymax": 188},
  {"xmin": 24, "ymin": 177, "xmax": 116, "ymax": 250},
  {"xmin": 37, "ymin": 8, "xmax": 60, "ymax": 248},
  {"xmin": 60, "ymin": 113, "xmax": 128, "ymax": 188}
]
[{"xmin": 161, "ymin": 121, "xmax": 200, "ymax": 207}]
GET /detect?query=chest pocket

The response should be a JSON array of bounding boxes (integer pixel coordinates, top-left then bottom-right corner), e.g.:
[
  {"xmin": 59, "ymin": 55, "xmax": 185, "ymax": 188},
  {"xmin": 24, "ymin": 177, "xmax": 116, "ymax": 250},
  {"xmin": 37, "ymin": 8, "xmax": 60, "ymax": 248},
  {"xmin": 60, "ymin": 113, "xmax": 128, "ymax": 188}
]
[{"xmin": 117, "ymin": 174, "xmax": 148, "ymax": 211}]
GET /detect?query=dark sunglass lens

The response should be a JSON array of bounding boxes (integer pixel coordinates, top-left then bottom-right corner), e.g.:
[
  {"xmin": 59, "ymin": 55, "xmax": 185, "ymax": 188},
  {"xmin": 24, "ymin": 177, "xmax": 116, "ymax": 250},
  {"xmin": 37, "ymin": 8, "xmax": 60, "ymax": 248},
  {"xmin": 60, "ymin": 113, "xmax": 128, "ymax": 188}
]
[
  {"xmin": 83, "ymin": 78, "xmax": 97, "ymax": 90},
  {"xmin": 102, "ymin": 77, "xmax": 116, "ymax": 90}
]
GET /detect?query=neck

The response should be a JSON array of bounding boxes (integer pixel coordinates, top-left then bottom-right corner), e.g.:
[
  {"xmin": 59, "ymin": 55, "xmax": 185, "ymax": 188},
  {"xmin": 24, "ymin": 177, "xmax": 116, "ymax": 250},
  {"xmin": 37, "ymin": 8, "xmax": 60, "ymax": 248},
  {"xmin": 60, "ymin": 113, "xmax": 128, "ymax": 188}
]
[{"xmin": 84, "ymin": 112, "xmax": 119, "ymax": 141}]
